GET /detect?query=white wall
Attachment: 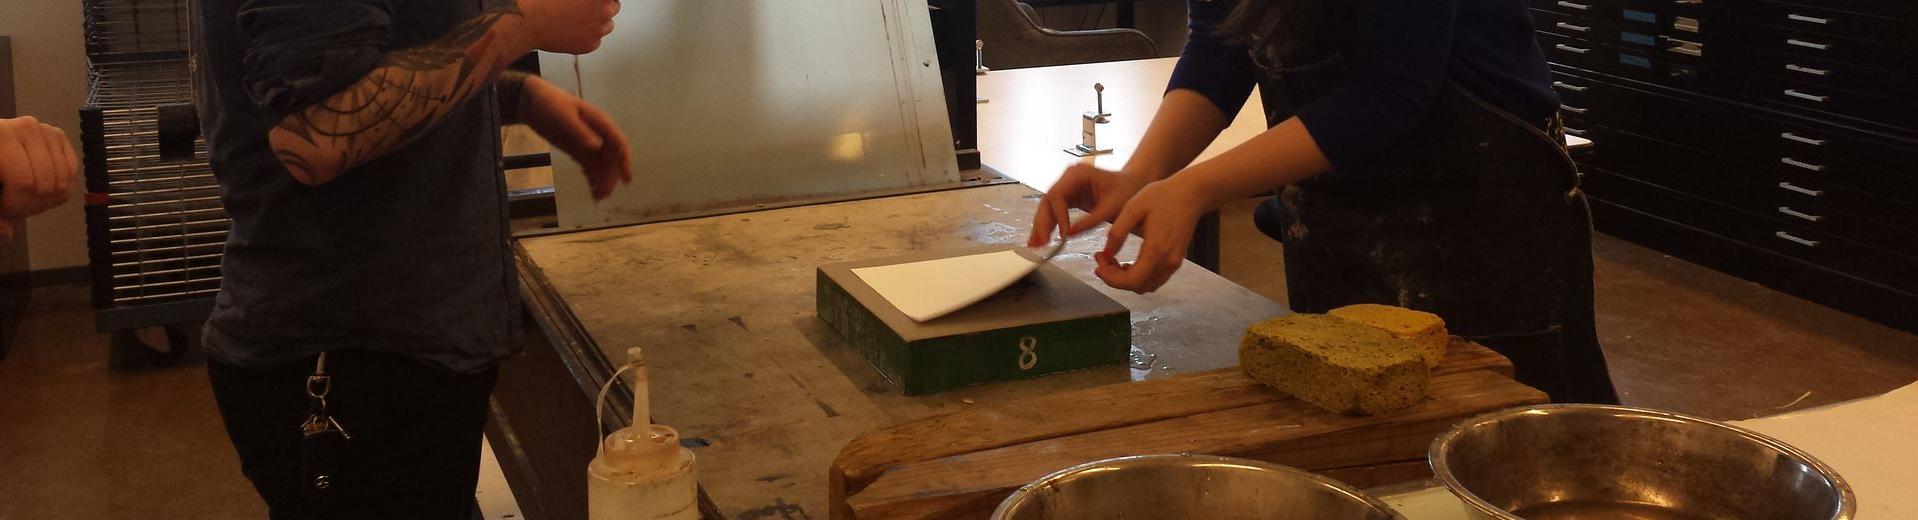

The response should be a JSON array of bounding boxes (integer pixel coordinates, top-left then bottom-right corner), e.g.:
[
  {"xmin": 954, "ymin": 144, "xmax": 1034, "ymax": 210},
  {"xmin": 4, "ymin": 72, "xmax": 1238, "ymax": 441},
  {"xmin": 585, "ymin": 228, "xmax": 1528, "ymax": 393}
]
[{"xmin": 2, "ymin": 0, "xmax": 92, "ymax": 272}]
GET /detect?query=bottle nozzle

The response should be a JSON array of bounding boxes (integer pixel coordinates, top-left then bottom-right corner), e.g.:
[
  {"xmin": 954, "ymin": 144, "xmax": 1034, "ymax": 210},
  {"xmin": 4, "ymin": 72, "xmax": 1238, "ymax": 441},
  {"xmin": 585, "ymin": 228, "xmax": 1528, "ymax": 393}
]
[{"xmin": 628, "ymin": 347, "xmax": 650, "ymax": 427}]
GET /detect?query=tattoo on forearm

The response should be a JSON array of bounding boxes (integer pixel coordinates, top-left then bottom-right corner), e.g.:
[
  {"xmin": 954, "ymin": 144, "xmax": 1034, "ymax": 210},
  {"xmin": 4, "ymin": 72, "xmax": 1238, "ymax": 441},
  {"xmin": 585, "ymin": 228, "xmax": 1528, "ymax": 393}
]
[{"xmin": 271, "ymin": 2, "xmax": 524, "ymax": 183}]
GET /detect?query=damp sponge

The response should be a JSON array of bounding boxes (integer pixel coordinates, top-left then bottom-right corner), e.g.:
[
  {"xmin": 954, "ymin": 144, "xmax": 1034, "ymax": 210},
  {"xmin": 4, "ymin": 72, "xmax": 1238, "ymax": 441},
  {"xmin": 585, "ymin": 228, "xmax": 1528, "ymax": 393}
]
[
  {"xmin": 1239, "ymin": 314, "xmax": 1430, "ymax": 416},
  {"xmin": 1328, "ymin": 304, "xmax": 1449, "ymax": 369}
]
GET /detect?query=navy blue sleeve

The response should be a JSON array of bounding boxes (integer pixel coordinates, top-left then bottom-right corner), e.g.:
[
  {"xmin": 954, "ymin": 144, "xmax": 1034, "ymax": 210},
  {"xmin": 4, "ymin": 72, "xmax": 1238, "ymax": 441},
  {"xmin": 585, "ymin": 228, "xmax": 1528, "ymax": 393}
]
[
  {"xmin": 1296, "ymin": 0, "xmax": 1458, "ymax": 175},
  {"xmin": 1166, "ymin": 0, "xmax": 1259, "ymax": 119},
  {"xmin": 236, "ymin": 0, "xmax": 393, "ymax": 121}
]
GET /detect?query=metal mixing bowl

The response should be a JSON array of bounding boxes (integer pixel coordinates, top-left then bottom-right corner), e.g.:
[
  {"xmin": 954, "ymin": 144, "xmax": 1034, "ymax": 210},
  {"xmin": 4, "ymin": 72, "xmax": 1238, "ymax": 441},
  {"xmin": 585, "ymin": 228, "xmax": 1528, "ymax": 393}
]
[
  {"xmin": 1430, "ymin": 404, "xmax": 1855, "ymax": 520},
  {"xmin": 991, "ymin": 454, "xmax": 1406, "ymax": 520}
]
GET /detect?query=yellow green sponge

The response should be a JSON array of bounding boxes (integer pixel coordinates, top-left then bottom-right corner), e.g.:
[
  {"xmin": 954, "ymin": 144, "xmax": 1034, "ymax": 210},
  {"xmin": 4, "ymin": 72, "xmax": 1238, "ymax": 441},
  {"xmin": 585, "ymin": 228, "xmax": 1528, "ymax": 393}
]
[
  {"xmin": 1328, "ymin": 304, "xmax": 1449, "ymax": 369},
  {"xmin": 1239, "ymin": 314, "xmax": 1430, "ymax": 416}
]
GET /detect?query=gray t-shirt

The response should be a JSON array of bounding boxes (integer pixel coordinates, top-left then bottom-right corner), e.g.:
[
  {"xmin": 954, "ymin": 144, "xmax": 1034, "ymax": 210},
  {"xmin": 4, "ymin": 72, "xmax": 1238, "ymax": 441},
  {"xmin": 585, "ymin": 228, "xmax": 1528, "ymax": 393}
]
[{"xmin": 192, "ymin": 0, "xmax": 516, "ymax": 373}]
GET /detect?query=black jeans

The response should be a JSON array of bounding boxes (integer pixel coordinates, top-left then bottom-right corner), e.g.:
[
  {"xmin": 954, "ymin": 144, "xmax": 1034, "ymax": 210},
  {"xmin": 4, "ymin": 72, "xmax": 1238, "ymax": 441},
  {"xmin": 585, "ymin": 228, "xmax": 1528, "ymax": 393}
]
[{"xmin": 208, "ymin": 350, "xmax": 499, "ymax": 520}]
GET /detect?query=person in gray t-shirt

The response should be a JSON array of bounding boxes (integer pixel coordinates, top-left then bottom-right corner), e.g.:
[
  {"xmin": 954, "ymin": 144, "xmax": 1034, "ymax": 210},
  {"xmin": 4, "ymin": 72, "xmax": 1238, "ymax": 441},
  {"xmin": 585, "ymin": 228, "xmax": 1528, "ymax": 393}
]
[{"xmin": 193, "ymin": 0, "xmax": 631, "ymax": 515}]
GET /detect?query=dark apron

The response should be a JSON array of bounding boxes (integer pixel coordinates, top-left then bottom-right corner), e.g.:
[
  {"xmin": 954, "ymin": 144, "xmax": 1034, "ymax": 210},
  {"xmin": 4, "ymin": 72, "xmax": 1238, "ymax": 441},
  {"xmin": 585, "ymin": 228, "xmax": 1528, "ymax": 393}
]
[{"xmin": 1254, "ymin": 49, "xmax": 1620, "ymax": 404}]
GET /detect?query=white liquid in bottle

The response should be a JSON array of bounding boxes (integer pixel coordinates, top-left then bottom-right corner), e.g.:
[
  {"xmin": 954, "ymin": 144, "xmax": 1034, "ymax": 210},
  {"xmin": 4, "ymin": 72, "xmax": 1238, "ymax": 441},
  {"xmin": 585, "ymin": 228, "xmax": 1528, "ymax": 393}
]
[{"xmin": 587, "ymin": 348, "xmax": 698, "ymax": 520}]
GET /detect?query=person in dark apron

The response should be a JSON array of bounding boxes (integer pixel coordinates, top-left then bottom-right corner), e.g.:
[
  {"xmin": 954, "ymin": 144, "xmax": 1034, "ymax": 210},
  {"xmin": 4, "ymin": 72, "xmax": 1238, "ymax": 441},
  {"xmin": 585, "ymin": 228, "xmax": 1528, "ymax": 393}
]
[{"xmin": 1028, "ymin": 0, "xmax": 1619, "ymax": 403}]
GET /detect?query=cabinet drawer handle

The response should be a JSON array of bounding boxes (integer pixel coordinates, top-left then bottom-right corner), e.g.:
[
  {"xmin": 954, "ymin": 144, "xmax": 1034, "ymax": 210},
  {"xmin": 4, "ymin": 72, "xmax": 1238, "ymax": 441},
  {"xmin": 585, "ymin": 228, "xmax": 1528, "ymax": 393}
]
[
  {"xmin": 1787, "ymin": 38, "xmax": 1831, "ymax": 50},
  {"xmin": 1787, "ymin": 13, "xmax": 1832, "ymax": 25},
  {"xmin": 1785, "ymin": 64, "xmax": 1830, "ymax": 76},
  {"xmin": 1778, "ymin": 182, "xmax": 1823, "ymax": 197},
  {"xmin": 1674, "ymin": 16, "xmax": 1701, "ymax": 33},
  {"xmin": 1555, "ymin": 22, "xmax": 1593, "ymax": 33},
  {"xmin": 1565, "ymin": 127, "xmax": 1589, "ymax": 136},
  {"xmin": 1775, "ymin": 231, "xmax": 1821, "ymax": 247},
  {"xmin": 1558, "ymin": 1, "xmax": 1593, "ymax": 11},
  {"xmin": 1780, "ymin": 132, "xmax": 1826, "ymax": 146},
  {"xmin": 1668, "ymin": 43, "xmax": 1704, "ymax": 57},
  {"xmin": 1560, "ymin": 104, "xmax": 1590, "ymax": 114},
  {"xmin": 1552, "ymin": 81, "xmax": 1590, "ymax": 92},
  {"xmin": 1783, "ymin": 89, "xmax": 1829, "ymax": 103},
  {"xmin": 1556, "ymin": 44, "xmax": 1593, "ymax": 55},
  {"xmin": 1778, "ymin": 207, "xmax": 1824, "ymax": 222},
  {"xmin": 1781, "ymin": 157, "xmax": 1827, "ymax": 172}
]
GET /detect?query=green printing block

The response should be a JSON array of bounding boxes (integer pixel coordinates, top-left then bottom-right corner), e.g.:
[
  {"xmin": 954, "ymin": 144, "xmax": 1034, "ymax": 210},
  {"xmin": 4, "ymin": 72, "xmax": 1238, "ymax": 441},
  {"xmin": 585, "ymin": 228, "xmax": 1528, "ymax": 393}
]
[{"xmin": 815, "ymin": 246, "xmax": 1131, "ymax": 395}]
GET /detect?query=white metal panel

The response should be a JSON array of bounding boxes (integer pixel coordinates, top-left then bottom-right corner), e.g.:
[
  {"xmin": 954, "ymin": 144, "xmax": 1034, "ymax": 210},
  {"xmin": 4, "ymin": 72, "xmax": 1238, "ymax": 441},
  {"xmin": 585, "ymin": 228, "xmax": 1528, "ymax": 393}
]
[{"xmin": 547, "ymin": 0, "xmax": 961, "ymax": 228}]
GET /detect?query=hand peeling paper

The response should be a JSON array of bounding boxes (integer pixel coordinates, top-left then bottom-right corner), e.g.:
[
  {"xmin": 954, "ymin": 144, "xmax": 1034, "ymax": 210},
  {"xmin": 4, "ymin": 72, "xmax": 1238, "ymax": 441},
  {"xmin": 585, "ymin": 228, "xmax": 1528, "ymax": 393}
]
[{"xmin": 852, "ymin": 250, "xmax": 1045, "ymax": 322}]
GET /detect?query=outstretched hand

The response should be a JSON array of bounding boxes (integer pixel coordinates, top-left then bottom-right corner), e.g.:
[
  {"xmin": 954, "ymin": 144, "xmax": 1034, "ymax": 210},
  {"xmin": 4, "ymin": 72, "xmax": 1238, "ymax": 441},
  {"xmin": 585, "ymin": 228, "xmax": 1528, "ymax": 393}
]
[
  {"xmin": 1027, "ymin": 163, "xmax": 1150, "ymax": 247},
  {"xmin": 0, "ymin": 117, "xmax": 78, "ymax": 242},
  {"xmin": 519, "ymin": 75, "xmax": 631, "ymax": 199},
  {"xmin": 1027, "ymin": 162, "xmax": 1217, "ymax": 294},
  {"xmin": 1092, "ymin": 178, "xmax": 1212, "ymax": 293}
]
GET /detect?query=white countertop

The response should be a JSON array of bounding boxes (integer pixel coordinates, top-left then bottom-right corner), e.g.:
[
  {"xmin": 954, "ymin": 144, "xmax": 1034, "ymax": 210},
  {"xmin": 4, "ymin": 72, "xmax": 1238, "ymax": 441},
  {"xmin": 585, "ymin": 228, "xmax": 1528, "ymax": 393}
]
[
  {"xmin": 1376, "ymin": 380, "xmax": 1918, "ymax": 519},
  {"xmin": 1730, "ymin": 380, "xmax": 1918, "ymax": 518}
]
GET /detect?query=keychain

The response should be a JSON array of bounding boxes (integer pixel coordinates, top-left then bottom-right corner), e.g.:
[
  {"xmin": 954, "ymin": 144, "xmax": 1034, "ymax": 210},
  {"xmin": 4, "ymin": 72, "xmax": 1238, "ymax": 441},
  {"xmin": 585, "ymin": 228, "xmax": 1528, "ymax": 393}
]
[{"xmin": 302, "ymin": 353, "xmax": 350, "ymax": 497}]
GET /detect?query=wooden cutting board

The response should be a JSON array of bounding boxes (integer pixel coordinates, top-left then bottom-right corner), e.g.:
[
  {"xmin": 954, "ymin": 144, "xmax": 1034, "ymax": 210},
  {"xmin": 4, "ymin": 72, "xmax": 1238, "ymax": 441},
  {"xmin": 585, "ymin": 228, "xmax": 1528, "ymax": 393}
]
[{"xmin": 829, "ymin": 339, "xmax": 1547, "ymax": 519}]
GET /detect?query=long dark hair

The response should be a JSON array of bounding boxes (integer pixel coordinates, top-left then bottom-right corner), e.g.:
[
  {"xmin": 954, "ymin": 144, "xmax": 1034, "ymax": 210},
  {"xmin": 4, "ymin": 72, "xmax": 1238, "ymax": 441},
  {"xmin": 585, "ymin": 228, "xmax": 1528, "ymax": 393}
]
[{"xmin": 1220, "ymin": 0, "xmax": 1335, "ymax": 67}]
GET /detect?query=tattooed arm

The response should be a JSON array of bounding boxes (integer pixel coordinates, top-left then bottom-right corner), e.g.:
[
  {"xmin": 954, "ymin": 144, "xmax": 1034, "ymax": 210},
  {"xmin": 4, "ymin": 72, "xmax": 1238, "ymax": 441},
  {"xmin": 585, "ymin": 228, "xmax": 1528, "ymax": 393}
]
[
  {"xmin": 250, "ymin": 0, "xmax": 617, "ymax": 185},
  {"xmin": 265, "ymin": 7, "xmax": 535, "ymax": 185}
]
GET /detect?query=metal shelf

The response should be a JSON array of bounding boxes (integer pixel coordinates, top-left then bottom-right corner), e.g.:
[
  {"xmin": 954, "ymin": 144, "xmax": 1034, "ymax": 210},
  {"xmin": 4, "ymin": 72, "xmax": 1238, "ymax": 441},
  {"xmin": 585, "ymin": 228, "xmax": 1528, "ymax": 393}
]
[{"xmin": 82, "ymin": 0, "xmax": 223, "ymax": 327}]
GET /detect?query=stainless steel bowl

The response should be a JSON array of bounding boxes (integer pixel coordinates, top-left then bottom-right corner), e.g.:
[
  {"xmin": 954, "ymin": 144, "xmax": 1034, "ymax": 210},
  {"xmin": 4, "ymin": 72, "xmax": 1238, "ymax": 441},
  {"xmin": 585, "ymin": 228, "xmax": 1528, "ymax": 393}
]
[
  {"xmin": 1430, "ymin": 404, "xmax": 1855, "ymax": 520},
  {"xmin": 991, "ymin": 454, "xmax": 1406, "ymax": 520}
]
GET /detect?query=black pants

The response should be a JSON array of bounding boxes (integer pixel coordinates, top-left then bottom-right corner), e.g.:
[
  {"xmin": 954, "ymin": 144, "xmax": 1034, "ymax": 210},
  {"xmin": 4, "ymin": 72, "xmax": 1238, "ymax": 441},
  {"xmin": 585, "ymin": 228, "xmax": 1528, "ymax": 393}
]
[{"xmin": 208, "ymin": 351, "xmax": 499, "ymax": 520}]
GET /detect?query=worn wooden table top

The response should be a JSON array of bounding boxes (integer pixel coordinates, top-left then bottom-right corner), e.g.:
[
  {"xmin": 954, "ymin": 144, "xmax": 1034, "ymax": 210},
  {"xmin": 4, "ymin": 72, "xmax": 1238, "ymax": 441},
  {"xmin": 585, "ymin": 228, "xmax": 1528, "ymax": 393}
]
[{"xmin": 516, "ymin": 183, "xmax": 1286, "ymax": 518}]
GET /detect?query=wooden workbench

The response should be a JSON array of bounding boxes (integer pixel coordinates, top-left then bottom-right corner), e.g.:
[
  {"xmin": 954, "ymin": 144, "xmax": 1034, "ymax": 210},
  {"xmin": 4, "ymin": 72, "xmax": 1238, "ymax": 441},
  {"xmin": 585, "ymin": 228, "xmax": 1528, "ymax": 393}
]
[
  {"xmin": 499, "ymin": 183, "xmax": 1286, "ymax": 519},
  {"xmin": 493, "ymin": 56, "xmax": 1587, "ymax": 520}
]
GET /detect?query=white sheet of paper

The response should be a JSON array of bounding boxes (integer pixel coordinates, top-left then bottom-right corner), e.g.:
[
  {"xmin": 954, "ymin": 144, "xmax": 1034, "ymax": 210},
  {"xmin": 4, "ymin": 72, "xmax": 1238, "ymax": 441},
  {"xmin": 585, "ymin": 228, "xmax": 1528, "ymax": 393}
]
[
  {"xmin": 1732, "ymin": 381, "xmax": 1918, "ymax": 519},
  {"xmin": 852, "ymin": 250, "xmax": 1043, "ymax": 323}
]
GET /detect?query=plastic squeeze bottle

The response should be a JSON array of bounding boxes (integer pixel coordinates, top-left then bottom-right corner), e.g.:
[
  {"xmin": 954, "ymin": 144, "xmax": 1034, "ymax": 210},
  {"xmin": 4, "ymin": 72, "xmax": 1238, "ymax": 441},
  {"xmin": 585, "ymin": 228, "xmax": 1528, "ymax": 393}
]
[{"xmin": 587, "ymin": 348, "xmax": 698, "ymax": 520}]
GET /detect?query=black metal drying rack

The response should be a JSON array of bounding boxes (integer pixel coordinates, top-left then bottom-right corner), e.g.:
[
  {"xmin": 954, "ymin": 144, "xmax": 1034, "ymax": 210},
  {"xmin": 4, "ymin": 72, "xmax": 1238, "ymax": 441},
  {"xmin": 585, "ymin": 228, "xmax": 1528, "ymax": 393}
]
[{"xmin": 79, "ymin": 0, "xmax": 220, "ymax": 360}]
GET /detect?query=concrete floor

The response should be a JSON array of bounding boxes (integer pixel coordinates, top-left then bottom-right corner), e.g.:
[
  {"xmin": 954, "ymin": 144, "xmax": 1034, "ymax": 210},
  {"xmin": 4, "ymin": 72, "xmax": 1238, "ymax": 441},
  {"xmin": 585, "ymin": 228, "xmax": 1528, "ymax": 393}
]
[
  {"xmin": 0, "ymin": 200, "xmax": 1913, "ymax": 517},
  {"xmin": 0, "ymin": 285, "xmax": 264, "ymax": 518}
]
